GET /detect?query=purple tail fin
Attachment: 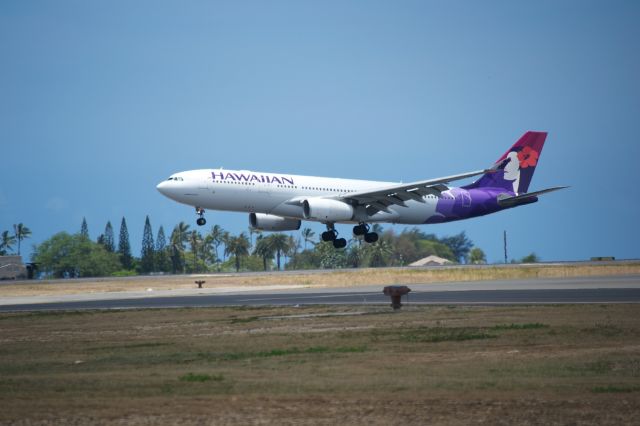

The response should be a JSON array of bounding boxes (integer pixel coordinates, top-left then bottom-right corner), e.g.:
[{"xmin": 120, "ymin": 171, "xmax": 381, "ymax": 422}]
[{"xmin": 466, "ymin": 131, "xmax": 547, "ymax": 194}]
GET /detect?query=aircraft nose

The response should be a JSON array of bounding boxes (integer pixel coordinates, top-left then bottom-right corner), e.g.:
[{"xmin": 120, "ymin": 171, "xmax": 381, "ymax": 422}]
[{"xmin": 156, "ymin": 181, "xmax": 169, "ymax": 195}]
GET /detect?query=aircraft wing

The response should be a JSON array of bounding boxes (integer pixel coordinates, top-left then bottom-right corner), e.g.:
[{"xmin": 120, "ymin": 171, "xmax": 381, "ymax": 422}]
[{"xmin": 338, "ymin": 169, "xmax": 491, "ymax": 215}]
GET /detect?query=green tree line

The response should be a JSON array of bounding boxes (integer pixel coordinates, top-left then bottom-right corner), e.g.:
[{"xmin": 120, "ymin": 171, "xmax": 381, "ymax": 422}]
[
  {"xmin": 26, "ymin": 215, "xmax": 519, "ymax": 278},
  {"xmin": 5, "ymin": 217, "xmax": 545, "ymax": 279}
]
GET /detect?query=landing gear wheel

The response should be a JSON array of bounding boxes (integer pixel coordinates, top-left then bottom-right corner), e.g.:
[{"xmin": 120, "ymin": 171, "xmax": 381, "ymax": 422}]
[
  {"xmin": 321, "ymin": 231, "xmax": 337, "ymax": 242},
  {"xmin": 353, "ymin": 223, "xmax": 369, "ymax": 236},
  {"xmin": 332, "ymin": 238, "xmax": 347, "ymax": 249},
  {"xmin": 195, "ymin": 207, "xmax": 206, "ymax": 226},
  {"xmin": 364, "ymin": 232, "xmax": 379, "ymax": 243}
]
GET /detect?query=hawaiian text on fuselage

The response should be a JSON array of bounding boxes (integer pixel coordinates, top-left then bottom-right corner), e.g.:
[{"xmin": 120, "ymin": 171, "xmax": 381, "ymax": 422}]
[{"xmin": 211, "ymin": 171, "xmax": 295, "ymax": 185}]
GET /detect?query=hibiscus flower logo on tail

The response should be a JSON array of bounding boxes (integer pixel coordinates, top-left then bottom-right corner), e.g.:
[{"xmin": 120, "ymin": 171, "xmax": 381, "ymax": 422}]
[{"xmin": 517, "ymin": 146, "xmax": 539, "ymax": 168}]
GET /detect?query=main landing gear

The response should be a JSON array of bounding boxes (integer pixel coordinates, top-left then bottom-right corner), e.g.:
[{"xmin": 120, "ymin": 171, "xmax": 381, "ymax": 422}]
[
  {"xmin": 353, "ymin": 223, "xmax": 379, "ymax": 243},
  {"xmin": 196, "ymin": 207, "xmax": 206, "ymax": 226},
  {"xmin": 321, "ymin": 223, "xmax": 380, "ymax": 249},
  {"xmin": 321, "ymin": 224, "xmax": 347, "ymax": 249}
]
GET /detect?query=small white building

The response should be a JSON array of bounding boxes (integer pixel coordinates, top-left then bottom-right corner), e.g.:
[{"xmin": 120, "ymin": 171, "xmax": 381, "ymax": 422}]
[
  {"xmin": 408, "ymin": 255, "xmax": 453, "ymax": 267},
  {"xmin": 0, "ymin": 256, "xmax": 26, "ymax": 280}
]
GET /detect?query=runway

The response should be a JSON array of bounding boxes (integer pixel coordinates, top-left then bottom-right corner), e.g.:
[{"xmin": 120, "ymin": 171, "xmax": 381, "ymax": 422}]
[{"xmin": 1, "ymin": 274, "xmax": 640, "ymax": 312}]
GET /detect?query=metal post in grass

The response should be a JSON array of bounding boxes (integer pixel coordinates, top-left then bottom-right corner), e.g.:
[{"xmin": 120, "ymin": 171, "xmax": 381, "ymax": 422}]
[
  {"xmin": 503, "ymin": 230, "xmax": 508, "ymax": 264},
  {"xmin": 383, "ymin": 285, "xmax": 411, "ymax": 310}
]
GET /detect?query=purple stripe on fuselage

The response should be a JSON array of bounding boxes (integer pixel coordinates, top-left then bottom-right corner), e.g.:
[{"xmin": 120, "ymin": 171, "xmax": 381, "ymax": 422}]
[{"xmin": 425, "ymin": 188, "xmax": 513, "ymax": 224}]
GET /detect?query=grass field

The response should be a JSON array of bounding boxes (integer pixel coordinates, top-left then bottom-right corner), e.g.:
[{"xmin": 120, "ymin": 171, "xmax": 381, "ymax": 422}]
[
  {"xmin": 2, "ymin": 261, "xmax": 639, "ymax": 298},
  {"xmin": 1, "ymin": 304, "xmax": 640, "ymax": 424}
]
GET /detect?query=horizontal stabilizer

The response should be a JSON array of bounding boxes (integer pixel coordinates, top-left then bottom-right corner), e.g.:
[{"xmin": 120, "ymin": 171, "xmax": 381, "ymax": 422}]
[{"xmin": 497, "ymin": 186, "xmax": 569, "ymax": 207}]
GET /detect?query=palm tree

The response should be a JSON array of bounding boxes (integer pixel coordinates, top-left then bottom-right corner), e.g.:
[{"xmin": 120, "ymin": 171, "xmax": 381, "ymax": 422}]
[
  {"xmin": 202, "ymin": 234, "xmax": 214, "ymax": 266},
  {"xmin": 0, "ymin": 230, "xmax": 17, "ymax": 255},
  {"xmin": 253, "ymin": 235, "xmax": 275, "ymax": 271},
  {"xmin": 170, "ymin": 222, "xmax": 190, "ymax": 273},
  {"xmin": 301, "ymin": 228, "xmax": 315, "ymax": 250},
  {"xmin": 221, "ymin": 231, "xmax": 231, "ymax": 261},
  {"xmin": 286, "ymin": 235, "xmax": 299, "ymax": 265},
  {"xmin": 365, "ymin": 238, "xmax": 392, "ymax": 267},
  {"xmin": 189, "ymin": 230, "xmax": 203, "ymax": 272},
  {"xmin": 171, "ymin": 222, "xmax": 190, "ymax": 247},
  {"xmin": 266, "ymin": 233, "xmax": 292, "ymax": 271},
  {"xmin": 208, "ymin": 224, "xmax": 225, "ymax": 263},
  {"xmin": 346, "ymin": 242, "xmax": 365, "ymax": 268},
  {"xmin": 248, "ymin": 226, "xmax": 262, "ymax": 249},
  {"xmin": 225, "ymin": 233, "xmax": 250, "ymax": 272},
  {"xmin": 12, "ymin": 223, "xmax": 31, "ymax": 256}
]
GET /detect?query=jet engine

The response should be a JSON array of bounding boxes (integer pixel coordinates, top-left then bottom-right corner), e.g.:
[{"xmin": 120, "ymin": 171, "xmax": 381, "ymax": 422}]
[
  {"xmin": 249, "ymin": 213, "xmax": 301, "ymax": 231},
  {"xmin": 302, "ymin": 198, "xmax": 354, "ymax": 222}
]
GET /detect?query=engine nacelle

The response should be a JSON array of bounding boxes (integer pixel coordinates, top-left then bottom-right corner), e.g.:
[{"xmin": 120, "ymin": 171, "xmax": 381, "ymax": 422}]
[
  {"xmin": 303, "ymin": 198, "xmax": 354, "ymax": 222},
  {"xmin": 249, "ymin": 213, "xmax": 301, "ymax": 231}
]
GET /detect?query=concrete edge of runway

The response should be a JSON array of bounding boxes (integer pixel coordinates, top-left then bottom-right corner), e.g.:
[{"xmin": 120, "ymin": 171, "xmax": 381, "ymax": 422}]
[
  {"xmin": 2, "ymin": 274, "xmax": 640, "ymax": 306},
  {"xmin": 1, "ymin": 275, "xmax": 639, "ymax": 312}
]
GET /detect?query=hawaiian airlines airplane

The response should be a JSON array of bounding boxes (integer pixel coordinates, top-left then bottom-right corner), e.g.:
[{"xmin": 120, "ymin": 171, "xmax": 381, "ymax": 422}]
[{"xmin": 157, "ymin": 131, "xmax": 566, "ymax": 249}]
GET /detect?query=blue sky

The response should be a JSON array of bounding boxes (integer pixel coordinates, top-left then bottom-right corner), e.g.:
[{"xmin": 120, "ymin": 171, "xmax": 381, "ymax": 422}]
[{"xmin": 1, "ymin": 1, "xmax": 639, "ymax": 263}]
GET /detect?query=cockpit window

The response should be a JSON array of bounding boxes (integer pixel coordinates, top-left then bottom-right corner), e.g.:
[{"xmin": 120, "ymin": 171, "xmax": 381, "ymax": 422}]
[{"xmin": 167, "ymin": 176, "xmax": 184, "ymax": 181}]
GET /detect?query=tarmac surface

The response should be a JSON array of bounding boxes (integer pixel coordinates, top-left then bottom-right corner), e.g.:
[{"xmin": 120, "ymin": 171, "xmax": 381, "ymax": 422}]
[{"xmin": 1, "ymin": 274, "xmax": 639, "ymax": 312}]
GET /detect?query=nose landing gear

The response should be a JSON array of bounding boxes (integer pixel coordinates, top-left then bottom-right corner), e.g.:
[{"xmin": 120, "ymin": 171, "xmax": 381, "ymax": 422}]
[{"xmin": 196, "ymin": 207, "xmax": 206, "ymax": 226}]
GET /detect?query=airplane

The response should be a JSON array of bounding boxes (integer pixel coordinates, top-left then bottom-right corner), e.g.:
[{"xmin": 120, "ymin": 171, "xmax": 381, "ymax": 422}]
[{"xmin": 157, "ymin": 131, "xmax": 566, "ymax": 249}]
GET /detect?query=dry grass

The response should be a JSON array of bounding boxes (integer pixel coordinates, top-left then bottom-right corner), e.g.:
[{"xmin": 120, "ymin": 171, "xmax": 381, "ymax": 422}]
[
  {"xmin": 1, "ymin": 304, "xmax": 640, "ymax": 424},
  {"xmin": 1, "ymin": 262, "xmax": 639, "ymax": 298}
]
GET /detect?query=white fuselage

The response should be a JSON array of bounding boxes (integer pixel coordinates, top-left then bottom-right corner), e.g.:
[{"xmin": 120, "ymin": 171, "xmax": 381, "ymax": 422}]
[{"xmin": 156, "ymin": 169, "xmax": 444, "ymax": 225}]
